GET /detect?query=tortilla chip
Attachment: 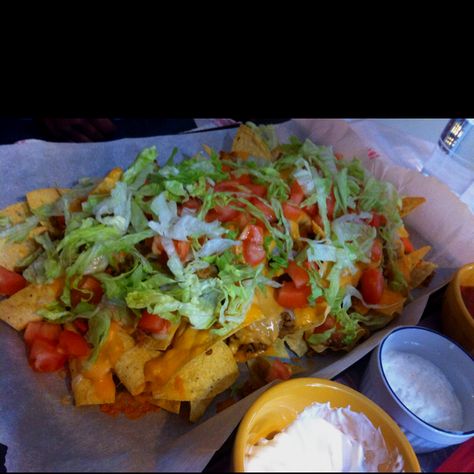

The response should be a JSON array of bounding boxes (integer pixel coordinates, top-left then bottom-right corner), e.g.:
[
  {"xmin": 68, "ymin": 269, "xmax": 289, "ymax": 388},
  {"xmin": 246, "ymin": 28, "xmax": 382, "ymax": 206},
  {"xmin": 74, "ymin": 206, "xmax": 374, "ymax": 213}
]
[
  {"xmin": 69, "ymin": 359, "xmax": 115, "ymax": 406},
  {"xmin": 114, "ymin": 345, "xmax": 160, "ymax": 396},
  {"xmin": 294, "ymin": 302, "xmax": 330, "ymax": 330},
  {"xmin": 26, "ymin": 188, "xmax": 62, "ymax": 212},
  {"xmin": 231, "ymin": 124, "xmax": 272, "ymax": 160},
  {"xmin": 283, "ymin": 330, "xmax": 308, "ymax": 357},
  {"xmin": 0, "ymin": 279, "xmax": 63, "ymax": 331},
  {"xmin": 138, "ymin": 322, "xmax": 181, "ymax": 352},
  {"xmin": 150, "ymin": 398, "xmax": 182, "ymax": 415},
  {"xmin": 0, "ymin": 201, "xmax": 31, "ymax": 224},
  {"xmin": 262, "ymin": 338, "xmax": 290, "ymax": 358},
  {"xmin": 91, "ymin": 167, "xmax": 123, "ymax": 195},
  {"xmin": 189, "ymin": 397, "xmax": 214, "ymax": 422},
  {"xmin": 153, "ymin": 340, "xmax": 238, "ymax": 401},
  {"xmin": 406, "ymin": 245, "xmax": 431, "ymax": 271},
  {"xmin": 376, "ymin": 288, "xmax": 406, "ymax": 316},
  {"xmin": 0, "ymin": 202, "xmax": 46, "ymax": 270},
  {"xmin": 146, "ymin": 288, "xmax": 280, "ymax": 393},
  {"xmin": 400, "ymin": 196, "xmax": 426, "ymax": 217},
  {"xmin": 410, "ymin": 260, "xmax": 437, "ymax": 289},
  {"xmin": 0, "ymin": 229, "xmax": 43, "ymax": 271},
  {"xmin": 398, "ymin": 225, "xmax": 409, "ymax": 238}
]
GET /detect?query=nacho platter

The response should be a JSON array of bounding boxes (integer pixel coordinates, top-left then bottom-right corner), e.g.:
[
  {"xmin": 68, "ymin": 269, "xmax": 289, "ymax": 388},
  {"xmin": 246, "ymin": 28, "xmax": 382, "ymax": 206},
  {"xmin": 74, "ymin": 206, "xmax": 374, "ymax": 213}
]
[{"xmin": 0, "ymin": 123, "xmax": 437, "ymax": 424}]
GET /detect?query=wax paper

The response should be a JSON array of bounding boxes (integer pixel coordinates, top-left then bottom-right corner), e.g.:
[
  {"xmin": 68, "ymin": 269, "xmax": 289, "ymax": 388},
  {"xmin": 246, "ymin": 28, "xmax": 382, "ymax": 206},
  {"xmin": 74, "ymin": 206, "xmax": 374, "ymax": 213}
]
[{"xmin": 1, "ymin": 119, "xmax": 473, "ymax": 472}]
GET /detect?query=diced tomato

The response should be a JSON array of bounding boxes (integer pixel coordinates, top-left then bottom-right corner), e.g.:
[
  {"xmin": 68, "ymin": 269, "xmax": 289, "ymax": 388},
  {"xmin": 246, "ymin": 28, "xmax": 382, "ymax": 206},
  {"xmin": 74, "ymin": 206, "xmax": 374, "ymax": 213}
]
[
  {"xmin": 401, "ymin": 237, "xmax": 414, "ymax": 254},
  {"xmin": 286, "ymin": 260, "xmax": 309, "ymax": 288},
  {"xmin": 173, "ymin": 240, "xmax": 191, "ymax": 262},
  {"xmin": 276, "ymin": 281, "xmax": 311, "ymax": 308},
  {"xmin": 151, "ymin": 235, "xmax": 165, "ymax": 255},
  {"xmin": 303, "ymin": 203, "xmax": 318, "ymax": 218},
  {"xmin": 234, "ymin": 173, "xmax": 252, "ymax": 185},
  {"xmin": 24, "ymin": 321, "xmax": 62, "ymax": 347},
  {"xmin": 73, "ymin": 318, "xmax": 89, "ymax": 334},
  {"xmin": 371, "ymin": 238, "xmax": 383, "ymax": 263},
  {"xmin": 359, "ymin": 267, "xmax": 384, "ymax": 304},
  {"xmin": 326, "ymin": 189, "xmax": 336, "ymax": 220},
  {"xmin": 235, "ymin": 211, "xmax": 251, "ymax": 229},
  {"xmin": 182, "ymin": 198, "xmax": 202, "ymax": 210},
  {"xmin": 289, "ymin": 180, "xmax": 304, "ymax": 205},
  {"xmin": 282, "ymin": 202, "xmax": 303, "ymax": 221},
  {"xmin": 244, "ymin": 183, "xmax": 267, "ymax": 198},
  {"xmin": 205, "ymin": 209, "xmax": 219, "ymax": 223},
  {"xmin": 50, "ymin": 214, "xmax": 66, "ymax": 232},
  {"xmin": 70, "ymin": 276, "xmax": 104, "ymax": 308},
  {"xmin": 214, "ymin": 179, "xmax": 241, "ymax": 193},
  {"xmin": 214, "ymin": 204, "xmax": 240, "ymax": 223},
  {"xmin": 138, "ymin": 310, "xmax": 171, "ymax": 334},
  {"xmin": 58, "ymin": 330, "xmax": 90, "ymax": 358},
  {"xmin": 303, "ymin": 189, "xmax": 336, "ymax": 221},
  {"xmin": 28, "ymin": 338, "xmax": 67, "ymax": 372},
  {"xmin": 265, "ymin": 359, "xmax": 292, "ymax": 383},
  {"xmin": 239, "ymin": 224, "xmax": 266, "ymax": 266},
  {"xmin": 368, "ymin": 212, "xmax": 387, "ymax": 227},
  {"xmin": 312, "ymin": 315, "xmax": 336, "ymax": 334},
  {"xmin": 0, "ymin": 265, "xmax": 27, "ymax": 296},
  {"xmin": 239, "ymin": 224, "xmax": 264, "ymax": 244},
  {"xmin": 249, "ymin": 197, "xmax": 276, "ymax": 223}
]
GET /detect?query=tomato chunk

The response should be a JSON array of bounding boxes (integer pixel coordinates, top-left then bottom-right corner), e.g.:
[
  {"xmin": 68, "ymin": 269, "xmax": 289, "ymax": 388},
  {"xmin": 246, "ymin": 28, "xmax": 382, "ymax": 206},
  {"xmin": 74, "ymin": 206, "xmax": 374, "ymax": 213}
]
[
  {"xmin": 312, "ymin": 315, "xmax": 336, "ymax": 334},
  {"xmin": 368, "ymin": 212, "xmax": 387, "ymax": 227},
  {"xmin": 265, "ymin": 359, "xmax": 292, "ymax": 383},
  {"xmin": 70, "ymin": 276, "xmax": 104, "ymax": 308},
  {"xmin": 282, "ymin": 202, "xmax": 303, "ymax": 221},
  {"xmin": 244, "ymin": 183, "xmax": 267, "ymax": 198},
  {"xmin": 371, "ymin": 238, "xmax": 383, "ymax": 263},
  {"xmin": 239, "ymin": 224, "xmax": 266, "ymax": 266},
  {"xmin": 401, "ymin": 237, "xmax": 414, "ymax": 254},
  {"xmin": 286, "ymin": 260, "xmax": 309, "ymax": 288},
  {"xmin": 276, "ymin": 281, "xmax": 311, "ymax": 308},
  {"xmin": 0, "ymin": 265, "xmax": 27, "ymax": 296},
  {"xmin": 58, "ymin": 330, "xmax": 91, "ymax": 358},
  {"xmin": 24, "ymin": 321, "xmax": 62, "ymax": 347},
  {"xmin": 359, "ymin": 267, "xmax": 384, "ymax": 304},
  {"xmin": 249, "ymin": 197, "xmax": 276, "ymax": 223},
  {"xmin": 138, "ymin": 310, "xmax": 171, "ymax": 334},
  {"xmin": 28, "ymin": 338, "xmax": 67, "ymax": 372},
  {"xmin": 289, "ymin": 180, "xmax": 305, "ymax": 205},
  {"xmin": 173, "ymin": 240, "xmax": 191, "ymax": 262},
  {"xmin": 73, "ymin": 318, "xmax": 89, "ymax": 334}
]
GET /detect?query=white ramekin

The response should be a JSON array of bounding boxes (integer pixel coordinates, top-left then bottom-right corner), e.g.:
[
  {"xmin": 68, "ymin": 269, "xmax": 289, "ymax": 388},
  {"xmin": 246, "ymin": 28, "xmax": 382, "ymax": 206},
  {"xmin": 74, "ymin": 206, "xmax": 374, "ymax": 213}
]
[{"xmin": 360, "ymin": 326, "xmax": 474, "ymax": 453}]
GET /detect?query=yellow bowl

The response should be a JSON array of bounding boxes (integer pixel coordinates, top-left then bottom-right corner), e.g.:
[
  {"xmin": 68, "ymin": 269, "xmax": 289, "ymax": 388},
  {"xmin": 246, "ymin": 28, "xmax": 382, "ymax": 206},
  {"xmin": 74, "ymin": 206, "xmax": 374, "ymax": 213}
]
[
  {"xmin": 233, "ymin": 377, "xmax": 420, "ymax": 472},
  {"xmin": 441, "ymin": 262, "xmax": 474, "ymax": 355}
]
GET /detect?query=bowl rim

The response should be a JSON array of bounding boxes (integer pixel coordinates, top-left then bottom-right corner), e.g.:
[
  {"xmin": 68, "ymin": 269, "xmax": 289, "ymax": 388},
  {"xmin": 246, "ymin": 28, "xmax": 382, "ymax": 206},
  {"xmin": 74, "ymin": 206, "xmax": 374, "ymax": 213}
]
[
  {"xmin": 233, "ymin": 377, "xmax": 420, "ymax": 472},
  {"xmin": 379, "ymin": 325, "xmax": 474, "ymax": 437},
  {"xmin": 453, "ymin": 262, "xmax": 474, "ymax": 328}
]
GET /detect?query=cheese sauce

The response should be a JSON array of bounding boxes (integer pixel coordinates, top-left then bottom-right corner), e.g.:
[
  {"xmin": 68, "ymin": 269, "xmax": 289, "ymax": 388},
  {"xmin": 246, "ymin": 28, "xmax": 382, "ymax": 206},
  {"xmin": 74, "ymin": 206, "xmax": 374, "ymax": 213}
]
[{"xmin": 245, "ymin": 402, "xmax": 403, "ymax": 472}]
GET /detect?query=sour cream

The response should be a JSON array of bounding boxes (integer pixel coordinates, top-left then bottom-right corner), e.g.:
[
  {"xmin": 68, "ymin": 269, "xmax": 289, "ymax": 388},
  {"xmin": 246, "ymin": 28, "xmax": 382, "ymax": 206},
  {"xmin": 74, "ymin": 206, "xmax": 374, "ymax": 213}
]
[
  {"xmin": 244, "ymin": 402, "xmax": 403, "ymax": 472},
  {"xmin": 383, "ymin": 350, "xmax": 463, "ymax": 431}
]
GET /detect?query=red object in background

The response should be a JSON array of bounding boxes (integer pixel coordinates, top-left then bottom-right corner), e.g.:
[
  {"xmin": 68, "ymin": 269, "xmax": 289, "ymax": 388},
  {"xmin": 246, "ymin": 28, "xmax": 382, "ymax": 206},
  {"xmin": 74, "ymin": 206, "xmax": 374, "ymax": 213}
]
[
  {"xmin": 435, "ymin": 437, "xmax": 474, "ymax": 472},
  {"xmin": 460, "ymin": 286, "xmax": 474, "ymax": 319}
]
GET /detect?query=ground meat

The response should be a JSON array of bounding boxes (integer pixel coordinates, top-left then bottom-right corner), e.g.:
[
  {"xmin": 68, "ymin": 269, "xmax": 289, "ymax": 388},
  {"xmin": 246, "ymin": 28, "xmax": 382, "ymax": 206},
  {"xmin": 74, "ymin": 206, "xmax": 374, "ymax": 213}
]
[{"xmin": 278, "ymin": 311, "xmax": 296, "ymax": 338}]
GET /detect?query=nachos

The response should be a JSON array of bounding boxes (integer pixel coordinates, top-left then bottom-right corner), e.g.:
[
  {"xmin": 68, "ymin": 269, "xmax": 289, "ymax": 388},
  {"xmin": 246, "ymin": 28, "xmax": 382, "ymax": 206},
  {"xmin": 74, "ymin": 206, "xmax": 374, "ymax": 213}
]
[{"xmin": 0, "ymin": 123, "xmax": 436, "ymax": 420}]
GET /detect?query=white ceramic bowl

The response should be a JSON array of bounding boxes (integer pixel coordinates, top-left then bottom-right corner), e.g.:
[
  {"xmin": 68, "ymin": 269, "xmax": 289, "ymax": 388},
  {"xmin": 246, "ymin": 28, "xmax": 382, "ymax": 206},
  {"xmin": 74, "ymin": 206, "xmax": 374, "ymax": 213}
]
[{"xmin": 360, "ymin": 326, "xmax": 474, "ymax": 453}]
